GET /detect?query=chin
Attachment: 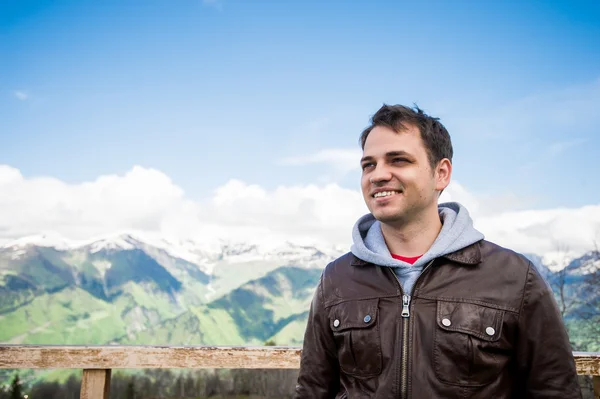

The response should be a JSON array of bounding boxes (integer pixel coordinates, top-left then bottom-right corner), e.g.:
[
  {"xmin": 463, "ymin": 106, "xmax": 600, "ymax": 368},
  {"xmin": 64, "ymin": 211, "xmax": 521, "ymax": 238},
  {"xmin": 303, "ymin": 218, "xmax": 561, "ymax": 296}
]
[{"xmin": 372, "ymin": 210, "xmax": 406, "ymax": 224}]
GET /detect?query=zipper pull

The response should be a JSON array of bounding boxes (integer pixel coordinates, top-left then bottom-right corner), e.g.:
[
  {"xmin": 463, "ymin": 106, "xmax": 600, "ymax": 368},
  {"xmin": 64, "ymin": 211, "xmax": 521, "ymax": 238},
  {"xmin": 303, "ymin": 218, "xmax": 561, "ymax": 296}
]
[{"xmin": 401, "ymin": 294, "xmax": 410, "ymax": 318}]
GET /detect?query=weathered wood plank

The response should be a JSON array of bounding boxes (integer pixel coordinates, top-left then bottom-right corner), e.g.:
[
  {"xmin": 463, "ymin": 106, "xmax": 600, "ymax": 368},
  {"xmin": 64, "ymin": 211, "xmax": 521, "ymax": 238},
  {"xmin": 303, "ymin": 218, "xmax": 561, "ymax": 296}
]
[
  {"xmin": 0, "ymin": 345, "xmax": 303, "ymax": 369},
  {"xmin": 80, "ymin": 369, "xmax": 111, "ymax": 399},
  {"xmin": 574, "ymin": 352, "xmax": 600, "ymax": 376},
  {"xmin": 0, "ymin": 346, "xmax": 597, "ymax": 374}
]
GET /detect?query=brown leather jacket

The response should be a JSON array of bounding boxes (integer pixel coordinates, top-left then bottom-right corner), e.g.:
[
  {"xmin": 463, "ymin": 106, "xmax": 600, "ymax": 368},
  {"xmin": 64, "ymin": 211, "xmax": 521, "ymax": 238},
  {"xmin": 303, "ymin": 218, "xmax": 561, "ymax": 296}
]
[{"xmin": 295, "ymin": 240, "xmax": 581, "ymax": 398}]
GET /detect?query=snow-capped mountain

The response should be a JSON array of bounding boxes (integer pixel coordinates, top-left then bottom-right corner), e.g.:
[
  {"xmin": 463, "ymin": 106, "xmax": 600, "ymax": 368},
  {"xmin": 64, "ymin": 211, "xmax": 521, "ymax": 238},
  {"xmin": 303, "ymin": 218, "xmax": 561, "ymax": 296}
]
[
  {"xmin": 564, "ymin": 251, "xmax": 600, "ymax": 275},
  {"xmin": 0, "ymin": 231, "xmax": 344, "ymax": 347},
  {"xmin": 1, "ymin": 231, "xmax": 345, "ymax": 276},
  {"xmin": 0, "ymin": 232, "xmax": 83, "ymax": 251},
  {"xmin": 1, "ymin": 231, "xmax": 598, "ymax": 352}
]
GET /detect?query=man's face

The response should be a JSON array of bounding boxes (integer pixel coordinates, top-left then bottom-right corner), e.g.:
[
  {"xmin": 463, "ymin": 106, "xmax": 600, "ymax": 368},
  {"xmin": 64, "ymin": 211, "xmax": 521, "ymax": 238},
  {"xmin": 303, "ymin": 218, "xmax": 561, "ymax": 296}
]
[{"xmin": 360, "ymin": 124, "xmax": 447, "ymax": 225}]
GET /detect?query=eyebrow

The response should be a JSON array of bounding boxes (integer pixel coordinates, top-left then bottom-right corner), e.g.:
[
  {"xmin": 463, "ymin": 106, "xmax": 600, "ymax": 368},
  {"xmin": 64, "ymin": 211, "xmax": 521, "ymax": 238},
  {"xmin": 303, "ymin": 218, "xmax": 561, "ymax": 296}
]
[{"xmin": 360, "ymin": 150, "xmax": 412, "ymax": 164}]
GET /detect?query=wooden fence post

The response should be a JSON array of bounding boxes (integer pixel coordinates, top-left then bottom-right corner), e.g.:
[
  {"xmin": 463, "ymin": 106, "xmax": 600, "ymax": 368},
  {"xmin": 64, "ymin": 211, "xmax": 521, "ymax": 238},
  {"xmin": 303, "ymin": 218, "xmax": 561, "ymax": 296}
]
[
  {"xmin": 80, "ymin": 369, "xmax": 111, "ymax": 399},
  {"xmin": 593, "ymin": 375, "xmax": 599, "ymax": 399}
]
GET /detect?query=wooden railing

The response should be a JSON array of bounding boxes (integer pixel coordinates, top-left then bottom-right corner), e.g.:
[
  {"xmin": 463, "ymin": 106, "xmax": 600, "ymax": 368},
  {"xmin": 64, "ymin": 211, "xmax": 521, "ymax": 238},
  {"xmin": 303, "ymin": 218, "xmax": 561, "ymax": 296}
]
[{"xmin": 1, "ymin": 345, "xmax": 599, "ymax": 398}]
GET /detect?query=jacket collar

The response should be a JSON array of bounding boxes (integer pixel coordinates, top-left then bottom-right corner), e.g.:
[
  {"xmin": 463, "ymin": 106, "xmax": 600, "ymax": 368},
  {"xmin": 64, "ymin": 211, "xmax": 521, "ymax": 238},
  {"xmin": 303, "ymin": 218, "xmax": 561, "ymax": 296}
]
[
  {"xmin": 351, "ymin": 241, "xmax": 483, "ymax": 266},
  {"xmin": 441, "ymin": 241, "xmax": 482, "ymax": 265}
]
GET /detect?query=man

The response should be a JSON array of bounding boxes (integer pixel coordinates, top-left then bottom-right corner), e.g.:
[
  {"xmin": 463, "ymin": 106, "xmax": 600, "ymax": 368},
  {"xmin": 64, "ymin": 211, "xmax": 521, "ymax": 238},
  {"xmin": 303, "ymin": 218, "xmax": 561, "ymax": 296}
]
[{"xmin": 295, "ymin": 104, "xmax": 581, "ymax": 398}]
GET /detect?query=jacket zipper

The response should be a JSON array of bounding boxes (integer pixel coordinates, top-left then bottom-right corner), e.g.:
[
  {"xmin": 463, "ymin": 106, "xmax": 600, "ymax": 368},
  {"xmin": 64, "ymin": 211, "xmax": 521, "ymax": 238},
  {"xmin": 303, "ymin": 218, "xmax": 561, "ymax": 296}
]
[
  {"xmin": 387, "ymin": 260, "xmax": 435, "ymax": 399},
  {"xmin": 400, "ymin": 294, "xmax": 410, "ymax": 398}
]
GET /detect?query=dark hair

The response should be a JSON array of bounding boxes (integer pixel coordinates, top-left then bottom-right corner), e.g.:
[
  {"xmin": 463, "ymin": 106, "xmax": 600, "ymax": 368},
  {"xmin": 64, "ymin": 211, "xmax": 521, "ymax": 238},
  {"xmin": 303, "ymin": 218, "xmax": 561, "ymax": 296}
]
[{"xmin": 359, "ymin": 104, "xmax": 453, "ymax": 169}]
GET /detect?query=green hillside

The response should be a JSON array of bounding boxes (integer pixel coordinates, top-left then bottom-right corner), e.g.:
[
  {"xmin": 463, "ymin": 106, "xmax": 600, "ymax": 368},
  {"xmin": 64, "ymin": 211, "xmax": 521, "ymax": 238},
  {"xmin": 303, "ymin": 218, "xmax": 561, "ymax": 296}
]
[
  {"xmin": 268, "ymin": 311, "xmax": 309, "ymax": 345},
  {"xmin": 118, "ymin": 305, "xmax": 249, "ymax": 345},
  {"xmin": 0, "ymin": 280, "xmax": 186, "ymax": 344},
  {"xmin": 120, "ymin": 266, "xmax": 321, "ymax": 346},
  {"xmin": 2, "ymin": 241, "xmax": 597, "ymax": 359}
]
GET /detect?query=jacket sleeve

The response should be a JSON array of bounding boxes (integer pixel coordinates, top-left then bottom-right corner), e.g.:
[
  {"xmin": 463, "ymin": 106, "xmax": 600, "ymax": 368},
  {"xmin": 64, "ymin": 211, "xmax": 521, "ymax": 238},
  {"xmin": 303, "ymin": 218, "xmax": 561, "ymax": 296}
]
[
  {"xmin": 516, "ymin": 262, "xmax": 582, "ymax": 398},
  {"xmin": 294, "ymin": 273, "xmax": 340, "ymax": 399}
]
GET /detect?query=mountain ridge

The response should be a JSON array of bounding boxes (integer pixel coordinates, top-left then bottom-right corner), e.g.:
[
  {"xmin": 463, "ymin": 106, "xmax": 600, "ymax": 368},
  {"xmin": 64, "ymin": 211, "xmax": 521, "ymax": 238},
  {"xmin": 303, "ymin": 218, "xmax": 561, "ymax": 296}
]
[{"xmin": 1, "ymin": 234, "xmax": 597, "ymax": 354}]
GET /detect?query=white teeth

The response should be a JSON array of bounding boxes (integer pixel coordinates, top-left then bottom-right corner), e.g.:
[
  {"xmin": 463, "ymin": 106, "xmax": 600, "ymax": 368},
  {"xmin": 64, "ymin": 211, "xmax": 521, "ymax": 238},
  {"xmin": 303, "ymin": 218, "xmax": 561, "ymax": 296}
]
[{"xmin": 374, "ymin": 191, "xmax": 399, "ymax": 198}]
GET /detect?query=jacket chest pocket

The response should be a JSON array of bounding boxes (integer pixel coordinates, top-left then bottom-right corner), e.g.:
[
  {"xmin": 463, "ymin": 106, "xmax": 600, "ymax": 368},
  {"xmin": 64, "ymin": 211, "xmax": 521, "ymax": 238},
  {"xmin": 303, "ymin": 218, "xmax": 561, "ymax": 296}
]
[
  {"xmin": 329, "ymin": 298, "xmax": 382, "ymax": 378},
  {"xmin": 433, "ymin": 300, "xmax": 512, "ymax": 387}
]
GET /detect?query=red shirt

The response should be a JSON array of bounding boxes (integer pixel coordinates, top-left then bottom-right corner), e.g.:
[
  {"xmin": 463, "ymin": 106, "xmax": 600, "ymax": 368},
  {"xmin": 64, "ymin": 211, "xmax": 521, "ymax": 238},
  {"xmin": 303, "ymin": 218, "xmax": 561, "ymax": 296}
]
[{"xmin": 391, "ymin": 253, "xmax": 423, "ymax": 265}]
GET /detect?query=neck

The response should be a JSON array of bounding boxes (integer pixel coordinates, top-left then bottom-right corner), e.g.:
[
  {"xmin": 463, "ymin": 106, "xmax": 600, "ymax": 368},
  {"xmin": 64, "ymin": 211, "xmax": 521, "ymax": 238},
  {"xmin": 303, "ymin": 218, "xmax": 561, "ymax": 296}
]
[{"xmin": 380, "ymin": 206, "xmax": 442, "ymax": 257}]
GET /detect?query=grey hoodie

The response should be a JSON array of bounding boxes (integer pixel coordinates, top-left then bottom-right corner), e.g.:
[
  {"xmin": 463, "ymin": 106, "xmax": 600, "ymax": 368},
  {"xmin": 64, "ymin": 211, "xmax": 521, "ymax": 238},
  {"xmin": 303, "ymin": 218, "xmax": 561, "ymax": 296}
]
[{"xmin": 350, "ymin": 202, "xmax": 484, "ymax": 294}]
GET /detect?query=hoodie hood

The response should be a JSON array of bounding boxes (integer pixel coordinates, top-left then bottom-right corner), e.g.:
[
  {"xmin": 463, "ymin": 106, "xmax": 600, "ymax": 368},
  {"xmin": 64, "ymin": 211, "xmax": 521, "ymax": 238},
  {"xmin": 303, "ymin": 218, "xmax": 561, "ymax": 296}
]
[{"xmin": 351, "ymin": 202, "xmax": 484, "ymax": 269}]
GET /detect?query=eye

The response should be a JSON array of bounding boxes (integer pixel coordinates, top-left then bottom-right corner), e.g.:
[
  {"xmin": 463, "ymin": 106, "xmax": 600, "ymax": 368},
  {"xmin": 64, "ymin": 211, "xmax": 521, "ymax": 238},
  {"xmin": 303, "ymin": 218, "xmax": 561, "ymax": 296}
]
[
  {"xmin": 392, "ymin": 157, "xmax": 409, "ymax": 164},
  {"xmin": 361, "ymin": 162, "xmax": 374, "ymax": 171}
]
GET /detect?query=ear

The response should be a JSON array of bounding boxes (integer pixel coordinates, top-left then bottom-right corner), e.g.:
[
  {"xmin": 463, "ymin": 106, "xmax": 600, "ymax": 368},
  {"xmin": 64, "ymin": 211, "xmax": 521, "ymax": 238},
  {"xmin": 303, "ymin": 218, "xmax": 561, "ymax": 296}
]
[{"xmin": 435, "ymin": 158, "xmax": 452, "ymax": 191}]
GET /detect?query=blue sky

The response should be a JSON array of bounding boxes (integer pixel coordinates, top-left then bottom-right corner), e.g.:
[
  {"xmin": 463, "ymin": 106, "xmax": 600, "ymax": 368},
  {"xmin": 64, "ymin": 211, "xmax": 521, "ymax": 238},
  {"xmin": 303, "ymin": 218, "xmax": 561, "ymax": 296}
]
[{"xmin": 1, "ymin": 0, "xmax": 600, "ymax": 212}]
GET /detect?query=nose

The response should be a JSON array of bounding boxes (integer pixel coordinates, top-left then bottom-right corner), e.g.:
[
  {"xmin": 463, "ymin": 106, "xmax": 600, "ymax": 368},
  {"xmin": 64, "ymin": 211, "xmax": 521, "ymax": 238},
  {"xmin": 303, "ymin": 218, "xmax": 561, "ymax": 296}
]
[{"xmin": 369, "ymin": 164, "xmax": 392, "ymax": 184}]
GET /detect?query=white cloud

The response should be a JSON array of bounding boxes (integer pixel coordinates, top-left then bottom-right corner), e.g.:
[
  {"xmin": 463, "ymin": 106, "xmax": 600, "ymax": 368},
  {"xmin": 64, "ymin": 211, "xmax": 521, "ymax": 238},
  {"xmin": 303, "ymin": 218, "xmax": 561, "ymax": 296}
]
[
  {"xmin": 0, "ymin": 165, "xmax": 367, "ymax": 248},
  {"xmin": 0, "ymin": 165, "xmax": 187, "ymax": 241},
  {"xmin": 441, "ymin": 180, "xmax": 600, "ymax": 255},
  {"xmin": 279, "ymin": 148, "xmax": 362, "ymax": 173},
  {"xmin": 202, "ymin": 179, "xmax": 366, "ymax": 245},
  {"xmin": 13, "ymin": 91, "xmax": 29, "ymax": 101},
  {"xmin": 475, "ymin": 206, "xmax": 600, "ymax": 258},
  {"xmin": 0, "ymin": 164, "xmax": 599, "ymax": 257}
]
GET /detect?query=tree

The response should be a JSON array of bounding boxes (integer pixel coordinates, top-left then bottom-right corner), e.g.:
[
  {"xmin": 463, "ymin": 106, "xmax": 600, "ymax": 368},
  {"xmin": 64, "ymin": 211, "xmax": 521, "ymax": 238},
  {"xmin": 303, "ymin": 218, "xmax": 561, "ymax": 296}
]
[
  {"xmin": 576, "ymin": 244, "xmax": 600, "ymax": 351},
  {"xmin": 552, "ymin": 240, "xmax": 600, "ymax": 352},
  {"xmin": 9, "ymin": 374, "xmax": 21, "ymax": 399},
  {"xmin": 64, "ymin": 375, "xmax": 81, "ymax": 399},
  {"xmin": 125, "ymin": 380, "xmax": 135, "ymax": 399},
  {"xmin": 548, "ymin": 244, "xmax": 580, "ymax": 318},
  {"xmin": 28, "ymin": 381, "xmax": 62, "ymax": 399}
]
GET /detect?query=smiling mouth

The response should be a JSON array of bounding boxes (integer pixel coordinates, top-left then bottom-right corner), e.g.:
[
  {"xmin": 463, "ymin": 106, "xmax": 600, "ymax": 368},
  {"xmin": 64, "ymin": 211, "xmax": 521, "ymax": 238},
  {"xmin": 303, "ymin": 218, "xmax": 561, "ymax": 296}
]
[{"xmin": 373, "ymin": 191, "xmax": 401, "ymax": 198}]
